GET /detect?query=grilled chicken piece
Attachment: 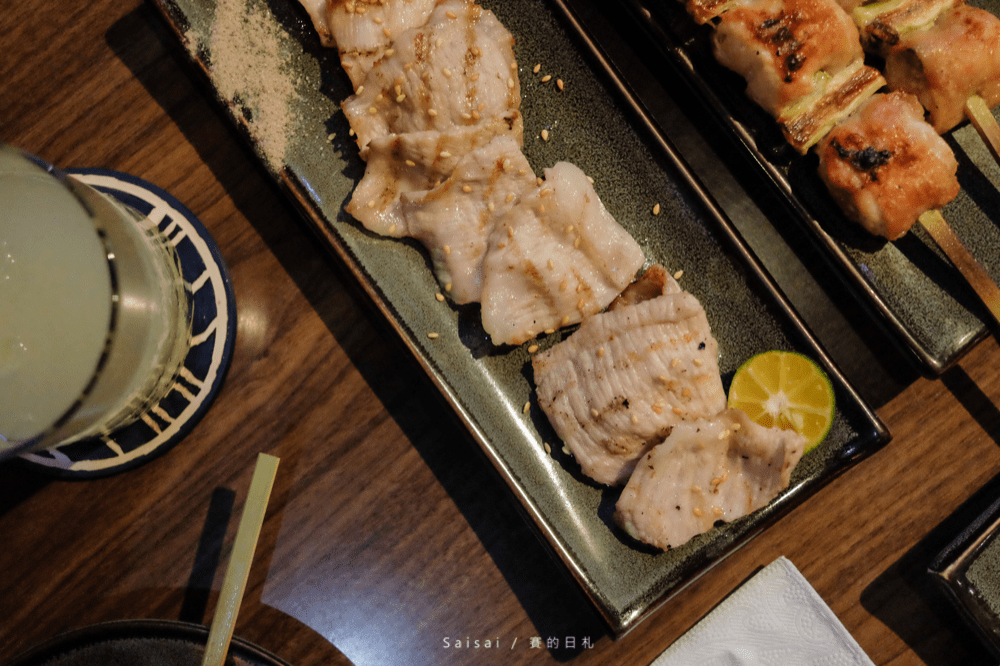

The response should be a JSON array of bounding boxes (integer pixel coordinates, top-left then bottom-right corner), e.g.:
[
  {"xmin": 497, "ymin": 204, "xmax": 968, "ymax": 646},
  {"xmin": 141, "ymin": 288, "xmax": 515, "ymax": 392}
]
[
  {"xmin": 341, "ymin": 0, "xmax": 522, "ymax": 158},
  {"xmin": 815, "ymin": 91, "xmax": 960, "ymax": 240},
  {"xmin": 401, "ymin": 134, "xmax": 537, "ymax": 303},
  {"xmin": 614, "ymin": 408, "xmax": 805, "ymax": 550},
  {"xmin": 712, "ymin": 0, "xmax": 866, "ymax": 119},
  {"xmin": 531, "ymin": 267, "xmax": 725, "ymax": 486},
  {"xmin": 481, "ymin": 162, "xmax": 645, "ymax": 347},
  {"xmin": 296, "ymin": 0, "xmax": 439, "ymax": 89},
  {"xmin": 884, "ymin": 4, "xmax": 1000, "ymax": 133}
]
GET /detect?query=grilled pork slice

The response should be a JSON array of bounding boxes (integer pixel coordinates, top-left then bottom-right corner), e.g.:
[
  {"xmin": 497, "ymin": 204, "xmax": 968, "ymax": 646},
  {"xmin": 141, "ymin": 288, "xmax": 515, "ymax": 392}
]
[
  {"xmin": 712, "ymin": 0, "xmax": 866, "ymax": 120},
  {"xmin": 884, "ymin": 4, "xmax": 1000, "ymax": 133},
  {"xmin": 346, "ymin": 126, "xmax": 501, "ymax": 238},
  {"xmin": 341, "ymin": 0, "xmax": 522, "ymax": 158},
  {"xmin": 481, "ymin": 162, "xmax": 644, "ymax": 347},
  {"xmin": 401, "ymin": 134, "xmax": 537, "ymax": 303},
  {"xmin": 614, "ymin": 409, "xmax": 805, "ymax": 551},
  {"xmin": 815, "ymin": 91, "xmax": 960, "ymax": 240},
  {"xmin": 531, "ymin": 267, "xmax": 725, "ymax": 486},
  {"xmin": 295, "ymin": 0, "xmax": 439, "ymax": 89}
]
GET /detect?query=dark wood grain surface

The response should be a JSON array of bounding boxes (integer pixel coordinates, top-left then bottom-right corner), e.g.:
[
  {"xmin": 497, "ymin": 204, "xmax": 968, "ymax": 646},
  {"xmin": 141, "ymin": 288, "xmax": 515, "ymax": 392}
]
[{"xmin": 3, "ymin": 0, "xmax": 1000, "ymax": 664}]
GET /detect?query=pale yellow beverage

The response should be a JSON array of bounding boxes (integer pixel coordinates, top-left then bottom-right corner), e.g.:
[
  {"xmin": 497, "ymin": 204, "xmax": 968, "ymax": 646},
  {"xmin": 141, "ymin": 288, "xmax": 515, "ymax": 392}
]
[{"xmin": 0, "ymin": 145, "xmax": 191, "ymax": 456}]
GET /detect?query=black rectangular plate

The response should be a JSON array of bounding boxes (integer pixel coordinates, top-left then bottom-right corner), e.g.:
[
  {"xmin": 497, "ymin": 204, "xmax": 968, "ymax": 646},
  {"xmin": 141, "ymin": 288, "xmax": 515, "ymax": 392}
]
[{"xmin": 619, "ymin": 0, "xmax": 1000, "ymax": 375}]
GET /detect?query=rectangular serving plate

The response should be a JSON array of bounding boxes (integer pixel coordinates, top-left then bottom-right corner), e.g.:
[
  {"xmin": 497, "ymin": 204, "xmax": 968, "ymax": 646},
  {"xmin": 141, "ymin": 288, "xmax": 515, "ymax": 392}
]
[
  {"xmin": 151, "ymin": 0, "xmax": 889, "ymax": 635},
  {"xmin": 930, "ymin": 481, "xmax": 1000, "ymax": 658},
  {"xmin": 617, "ymin": 0, "xmax": 1000, "ymax": 376}
]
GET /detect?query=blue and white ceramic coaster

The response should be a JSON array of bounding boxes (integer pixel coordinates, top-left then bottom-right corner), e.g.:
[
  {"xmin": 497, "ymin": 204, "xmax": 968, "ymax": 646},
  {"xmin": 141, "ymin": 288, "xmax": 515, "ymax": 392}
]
[{"xmin": 18, "ymin": 169, "xmax": 237, "ymax": 478}]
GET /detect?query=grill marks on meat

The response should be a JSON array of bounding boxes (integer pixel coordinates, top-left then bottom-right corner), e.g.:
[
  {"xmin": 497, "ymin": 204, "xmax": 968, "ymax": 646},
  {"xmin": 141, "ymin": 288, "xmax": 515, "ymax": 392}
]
[
  {"xmin": 884, "ymin": 4, "xmax": 1000, "ymax": 133},
  {"xmin": 816, "ymin": 91, "xmax": 959, "ymax": 240},
  {"xmin": 346, "ymin": 126, "xmax": 498, "ymax": 237},
  {"xmin": 297, "ymin": 0, "xmax": 440, "ymax": 89},
  {"xmin": 341, "ymin": 0, "xmax": 522, "ymax": 158},
  {"xmin": 712, "ymin": 0, "xmax": 866, "ymax": 119},
  {"xmin": 614, "ymin": 409, "xmax": 805, "ymax": 550},
  {"xmin": 481, "ymin": 163, "xmax": 644, "ymax": 346},
  {"xmin": 401, "ymin": 134, "xmax": 537, "ymax": 303},
  {"xmin": 531, "ymin": 268, "xmax": 725, "ymax": 486}
]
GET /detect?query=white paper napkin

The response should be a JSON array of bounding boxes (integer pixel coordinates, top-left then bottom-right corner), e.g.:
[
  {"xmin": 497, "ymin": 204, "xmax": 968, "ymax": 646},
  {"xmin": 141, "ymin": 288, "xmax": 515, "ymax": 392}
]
[{"xmin": 651, "ymin": 556, "xmax": 874, "ymax": 666}]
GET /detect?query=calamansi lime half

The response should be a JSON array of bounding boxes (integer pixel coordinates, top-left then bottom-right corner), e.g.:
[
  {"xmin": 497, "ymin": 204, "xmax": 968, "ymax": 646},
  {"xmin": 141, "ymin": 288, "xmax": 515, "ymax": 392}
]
[{"xmin": 727, "ymin": 350, "xmax": 835, "ymax": 453}]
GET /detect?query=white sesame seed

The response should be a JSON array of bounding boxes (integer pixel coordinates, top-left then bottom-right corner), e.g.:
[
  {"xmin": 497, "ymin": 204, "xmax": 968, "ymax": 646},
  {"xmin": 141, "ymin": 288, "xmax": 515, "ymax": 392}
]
[
  {"xmin": 428, "ymin": 108, "xmax": 438, "ymax": 117},
  {"xmin": 523, "ymin": 402, "xmax": 531, "ymax": 414},
  {"xmin": 541, "ymin": 74, "xmax": 552, "ymax": 82},
  {"xmin": 435, "ymin": 293, "xmax": 445, "ymax": 302},
  {"xmin": 396, "ymin": 94, "xmax": 406, "ymax": 102},
  {"xmin": 653, "ymin": 203, "xmax": 661, "ymax": 215},
  {"xmin": 557, "ymin": 79, "xmax": 564, "ymax": 91},
  {"xmin": 443, "ymin": 68, "xmax": 452, "ymax": 78},
  {"xmin": 446, "ymin": 10, "xmax": 457, "ymax": 18},
  {"xmin": 673, "ymin": 269, "xmax": 684, "ymax": 280},
  {"xmin": 439, "ymin": 151, "xmax": 451, "ymax": 158},
  {"xmin": 384, "ymin": 48, "xmax": 395, "ymax": 57},
  {"xmin": 405, "ymin": 159, "xmax": 416, "ymax": 167},
  {"xmin": 428, "ymin": 332, "xmax": 439, "ymax": 339},
  {"xmin": 528, "ymin": 344, "xmax": 539, "ymax": 353},
  {"xmin": 461, "ymin": 185, "xmax": 473, "ymax": 193},
  {"xmin": 533, "ymin": 63, "xmax": 541, "ymax": 74},
  {"xmin": 541, "ymin": 129, "xmax": 549, "ymax": 141}
]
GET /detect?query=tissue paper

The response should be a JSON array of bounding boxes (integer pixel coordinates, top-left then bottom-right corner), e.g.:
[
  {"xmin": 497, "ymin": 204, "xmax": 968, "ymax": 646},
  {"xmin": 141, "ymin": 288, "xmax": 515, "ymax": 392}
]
[{"xmin": 652, "ymin": 557, "xmax": 874, "ymax": 665}]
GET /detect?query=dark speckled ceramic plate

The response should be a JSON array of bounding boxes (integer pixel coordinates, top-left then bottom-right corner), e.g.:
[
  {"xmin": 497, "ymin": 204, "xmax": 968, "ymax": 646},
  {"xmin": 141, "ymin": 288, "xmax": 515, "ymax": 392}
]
[
  {"xmin": 931, "ymin": 486, "xmax": 1000, "ymax": 658},
  {"xmin": 150, "ymin": 0, "xmax": 889, "ymax": 634},
  {"xmin": 620, "ymin": 0, "xmax": 1000, "ymax": 376}
]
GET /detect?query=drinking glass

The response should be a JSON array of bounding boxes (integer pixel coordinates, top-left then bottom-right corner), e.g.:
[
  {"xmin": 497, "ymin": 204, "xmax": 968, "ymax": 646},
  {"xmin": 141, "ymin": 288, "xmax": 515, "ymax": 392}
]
[{"xmin": 0, "ymin": 144, "xmax": 192, "ymax": 458}]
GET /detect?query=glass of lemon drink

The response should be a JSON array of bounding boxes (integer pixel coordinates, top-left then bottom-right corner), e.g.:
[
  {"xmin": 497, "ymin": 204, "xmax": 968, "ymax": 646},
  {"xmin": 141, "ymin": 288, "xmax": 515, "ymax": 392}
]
[{"xmin": 0, "ymin": 144, "xmax": 192, "ymax": 459}]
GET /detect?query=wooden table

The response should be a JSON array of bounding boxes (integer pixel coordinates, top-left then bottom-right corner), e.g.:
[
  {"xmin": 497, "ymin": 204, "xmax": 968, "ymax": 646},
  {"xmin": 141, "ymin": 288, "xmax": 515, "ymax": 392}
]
[{"xmin": 3, "ymin": 0, "xmax": 1000, "ymax": 664}]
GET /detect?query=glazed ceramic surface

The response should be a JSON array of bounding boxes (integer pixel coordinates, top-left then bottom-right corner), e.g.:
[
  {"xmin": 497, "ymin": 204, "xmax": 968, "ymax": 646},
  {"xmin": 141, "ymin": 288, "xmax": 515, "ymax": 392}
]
[
  {"xmin": 620, "ymin": 0, "xmax": 1000, "ymax": 375},
  {"xmin": 150, "ymin": 0, "xmax": 889, "ymax": 634}
]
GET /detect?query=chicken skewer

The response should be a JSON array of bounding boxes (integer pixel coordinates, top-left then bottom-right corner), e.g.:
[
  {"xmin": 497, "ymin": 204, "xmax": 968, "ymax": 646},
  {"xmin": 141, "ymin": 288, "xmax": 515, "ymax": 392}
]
[
  {"xmin": 687, "ymin": 0, "xmax": 1000, "ymax": 325},
  {"xmin": 842, "ymin": 0, "xmax": 1000, "ymax": 169}
]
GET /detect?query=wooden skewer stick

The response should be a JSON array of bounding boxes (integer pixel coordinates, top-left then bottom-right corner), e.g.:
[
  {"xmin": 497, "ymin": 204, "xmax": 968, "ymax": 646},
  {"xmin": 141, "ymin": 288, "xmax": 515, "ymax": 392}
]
[
  {"xmin": 965, "ymin": 94, "xmax": 1000, "ymax": 168},
  {"xmin": 919, "ymin": 209, "xmax": 1000, "ymax": 327},
  {"xmin": 202, "ymin": 453, "xmax": 281, "ymax": 666}
]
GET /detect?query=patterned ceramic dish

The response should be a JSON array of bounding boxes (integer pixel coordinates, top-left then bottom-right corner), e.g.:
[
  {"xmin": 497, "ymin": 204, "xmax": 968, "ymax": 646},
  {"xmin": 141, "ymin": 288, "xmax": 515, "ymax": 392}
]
[
  {"xmin": 150, "ymin": 0, "xmax": 889, "ymax": 634},
  {"xmin": 617, "ymin": 0, "xmax": 1000, "ymax": 376}
]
